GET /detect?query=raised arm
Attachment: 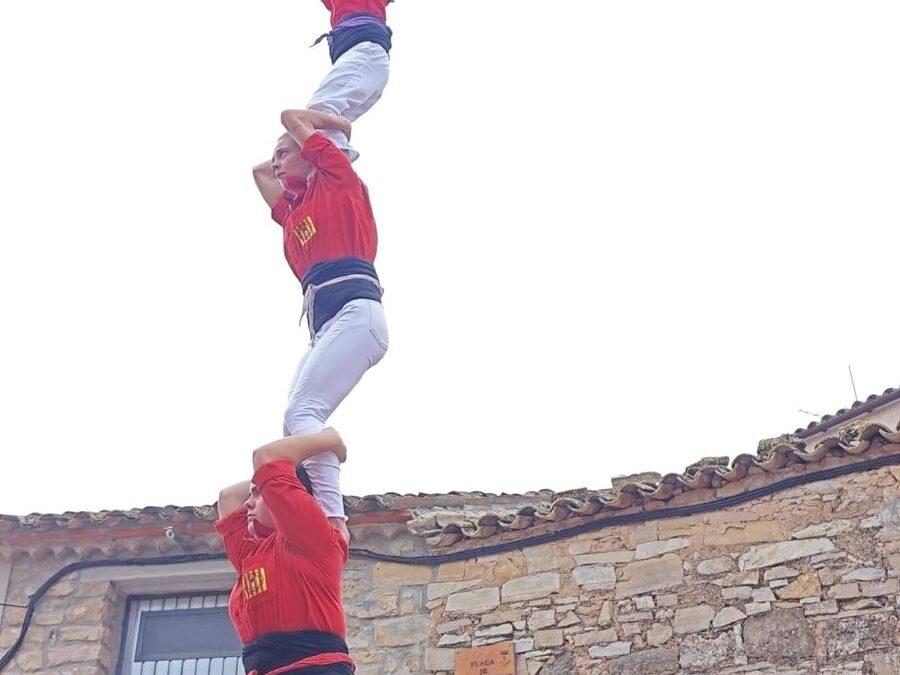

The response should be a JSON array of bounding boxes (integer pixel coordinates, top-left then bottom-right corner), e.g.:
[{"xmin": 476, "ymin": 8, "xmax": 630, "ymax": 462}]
[
  {"xmin": 213, "ymin": 479, "xmax": 257, "ymax": 571},
  {"xmin": 217, "ymin": 480, "xmax": 251, "ymax": 520},
  {"xmin": 252, "ymin": 459, "xmax": 342, "ymax": 557},
  {"xmin": 281, "ymin": 109, "xmax": 352, "ymax": 147},
  {"xmin": 252, "ymin": 160, "xmax": 282, "ymax": 210},
  {"xmin": 252, "ymin": 427, "xmax": 346, "ymax": 472}
]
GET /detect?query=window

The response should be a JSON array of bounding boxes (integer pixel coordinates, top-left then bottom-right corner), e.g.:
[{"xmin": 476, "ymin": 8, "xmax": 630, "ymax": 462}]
[{"xmin": 118, "ymin": 593, "xmax": 244, "ymax": 675}]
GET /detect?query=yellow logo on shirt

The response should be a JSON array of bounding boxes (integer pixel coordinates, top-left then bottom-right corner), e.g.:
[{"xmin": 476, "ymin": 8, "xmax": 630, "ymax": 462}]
[
  {"xmin": 294, "ymin": 216, "xmax": 317, "ymax": 246},
  {"xmin": 242, "ymin": 567, "xmax": 268, "ymax": 599}
]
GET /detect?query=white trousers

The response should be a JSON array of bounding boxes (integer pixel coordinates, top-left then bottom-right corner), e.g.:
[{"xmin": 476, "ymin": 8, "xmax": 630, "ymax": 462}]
[
  {"xmin": 283, "ymin": 299, "xmax": 389, "ymax": 519},
  {"xmin": 307, "ymin": 42, "xmax": 390, "ymax": 162}
]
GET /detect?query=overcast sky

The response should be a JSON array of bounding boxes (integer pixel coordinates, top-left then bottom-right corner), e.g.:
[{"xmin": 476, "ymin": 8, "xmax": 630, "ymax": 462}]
[{"xmin": 1, "ymin": 1, "xmax": 898, "ymax": 515}]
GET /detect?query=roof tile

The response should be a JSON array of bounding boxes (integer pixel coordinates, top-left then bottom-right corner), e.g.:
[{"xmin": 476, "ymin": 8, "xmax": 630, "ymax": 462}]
[{"xmin": 2, "ymin": 390, "xmax": 898, "ymax": 556}]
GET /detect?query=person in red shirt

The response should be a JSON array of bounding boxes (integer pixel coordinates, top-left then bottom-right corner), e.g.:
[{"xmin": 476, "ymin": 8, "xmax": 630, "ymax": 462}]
[
  {"xmin": 307, "ymin": 0, "xmax": 394, "ymax": 162},
  {"xmin": 251, "ymin": 109, "xmax": 387, "ymax": 545},
  {"xmin": 216, "ymin": 428, "xmax": 353, "ymax": 675}
]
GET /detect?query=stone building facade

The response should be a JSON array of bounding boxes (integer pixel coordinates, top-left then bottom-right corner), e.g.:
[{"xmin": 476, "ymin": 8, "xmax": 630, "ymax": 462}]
[{"xmin": 2, "ymin": 388, "xmax": 900, "ymax": 675}]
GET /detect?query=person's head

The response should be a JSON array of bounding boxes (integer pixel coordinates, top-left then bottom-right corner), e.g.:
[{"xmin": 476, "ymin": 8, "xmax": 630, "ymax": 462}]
[
  {"xmin": 243, "ymin": 464, "xmax": 315, "ymax": 538},
  {"xmin": 272, "ymin": 133, "xmax": 314, "ymax": 192}
]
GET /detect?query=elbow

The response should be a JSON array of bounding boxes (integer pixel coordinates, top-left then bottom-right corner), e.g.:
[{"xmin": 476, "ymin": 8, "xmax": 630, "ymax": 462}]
[
  {"xmin": 280, "ymin": 109, "xmax": 296, "ymax": 128},
  {"xmin": 281, "ymin": 109, "xmax": 314, "ymax": 131},
  {"xmin": 217, "ymin": 487, "xmax": 239, "ymax": 510},
  {"xmin": 252, "ymin": 446, "xmax": 274, "ymax": 470},
  {"xmin": 217, "ymin": 488, "xmax": 240, "ymax": 517},
  {"xmin": 252, "ymin": 162, "xmax": 272, "ymax": 180}
]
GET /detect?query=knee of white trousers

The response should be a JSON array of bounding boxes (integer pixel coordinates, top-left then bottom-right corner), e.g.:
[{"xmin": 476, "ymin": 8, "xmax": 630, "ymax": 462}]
[
  {"xmin": 283, "ymin": 404, "xmax": 326, "ymax": 438},
  {"xmin": 303, "ymin": 454, "xmax": 346, "ymax": 520},
  {"xmin": 308, "ymin": 44, "xmax": 390, "ymax": 117},
  {"xmin": 283, "ymin": 416, "xmax": 324, "ymax": 439},
  {"xmin": 308, "ymin": 98, "xmax": 341, "ymax": 117}
]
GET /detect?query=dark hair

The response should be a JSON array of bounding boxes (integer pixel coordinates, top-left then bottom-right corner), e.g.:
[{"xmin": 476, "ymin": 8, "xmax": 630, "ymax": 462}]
[{"xmin": 295, "ymin": 464, "xmax": 314, "ymax": 496}]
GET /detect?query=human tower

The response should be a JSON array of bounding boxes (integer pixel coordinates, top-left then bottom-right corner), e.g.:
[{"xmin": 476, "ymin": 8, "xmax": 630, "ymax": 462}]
[{"xmin": 215, "ymin": 2, "xmax": 400, "ymax": 673}]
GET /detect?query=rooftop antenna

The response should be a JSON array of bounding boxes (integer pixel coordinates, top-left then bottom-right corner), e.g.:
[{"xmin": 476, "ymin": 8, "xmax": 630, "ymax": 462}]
[{"xmin": 848, "ymin": 365, "xmax": 859, "ymax": 402}]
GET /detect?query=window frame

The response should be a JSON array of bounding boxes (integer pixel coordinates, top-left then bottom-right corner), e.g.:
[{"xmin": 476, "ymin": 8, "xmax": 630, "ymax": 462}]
[{"xmin": 116, "ymin": 591, "xmax": 244, "ymax": 675}]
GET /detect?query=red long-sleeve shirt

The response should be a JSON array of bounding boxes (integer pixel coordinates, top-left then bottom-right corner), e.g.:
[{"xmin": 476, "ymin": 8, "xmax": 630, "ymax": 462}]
[
  {"xmin": 214, "ymin": 460, "xmax": 348, "ymax": 644},
  {"xmin": 320, "ymin": 0, "xmax": 389, "ymax": 26},
  {"xmin": 271, "ymin": 133, "xmax": 378, "ymax": 283}
]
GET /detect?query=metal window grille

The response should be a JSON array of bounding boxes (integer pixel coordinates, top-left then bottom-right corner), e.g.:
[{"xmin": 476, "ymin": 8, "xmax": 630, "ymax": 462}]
[{"xmin": 117, "ymin": 593, "xmax": 245, "ymax": 675}]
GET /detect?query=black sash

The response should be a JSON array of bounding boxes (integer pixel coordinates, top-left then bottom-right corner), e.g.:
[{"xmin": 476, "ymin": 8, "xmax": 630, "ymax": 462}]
[{"xmin": 242, "ymin": 630, "xmax": 352, "ymax": 675}]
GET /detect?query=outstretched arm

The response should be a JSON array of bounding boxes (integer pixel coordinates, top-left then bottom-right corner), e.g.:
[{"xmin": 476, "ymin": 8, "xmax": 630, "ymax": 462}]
[
  {"xmin": 281, "ymin": 109, "xmax": 352, "ymax": 147},
  {"xmin": 252, "ymin": 427, "xmax": 346, "ymax": 471},
  {"xmin": 252, "ymin": 160, "xmax": 282, "ymax": 209}
]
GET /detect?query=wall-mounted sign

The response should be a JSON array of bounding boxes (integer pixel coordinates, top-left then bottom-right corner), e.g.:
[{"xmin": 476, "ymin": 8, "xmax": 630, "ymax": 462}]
[{"xmin": 454, "ymin": 641, "xmax": 516, "ymax": 675}]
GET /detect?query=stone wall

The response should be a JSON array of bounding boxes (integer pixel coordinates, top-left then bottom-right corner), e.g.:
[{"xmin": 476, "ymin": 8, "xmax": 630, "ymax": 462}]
[
  {"xmin": 5, "ymin": 459, "xmax": 900, "ymax": 674},
  {"xmin": 0, "ymin": 559, "xmax": 122, "ymax": 674},
  {"xmin": 343, "ymin": 462, "xmax": 900, "ymax": 674}
]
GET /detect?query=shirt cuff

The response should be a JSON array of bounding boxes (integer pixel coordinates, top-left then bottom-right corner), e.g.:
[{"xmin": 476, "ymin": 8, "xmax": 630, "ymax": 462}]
[
  {"xmin": 299, "ymin": 132, "xmax": 332, "ymax": 162},
  {"xmin": 252, "ymin": 459, "xmax": 297, "ymax": 490}
]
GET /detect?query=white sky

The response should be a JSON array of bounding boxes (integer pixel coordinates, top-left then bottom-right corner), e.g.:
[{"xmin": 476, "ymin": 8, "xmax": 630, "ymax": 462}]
[{"xmin": 1, "ymin": 1, "xmax": 898, "ymax": 515}]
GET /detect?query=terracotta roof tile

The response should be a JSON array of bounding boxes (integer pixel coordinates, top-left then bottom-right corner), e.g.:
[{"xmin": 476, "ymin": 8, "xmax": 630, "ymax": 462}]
[
  {"xmin": 3, "ymin": 394, "xmax": 899, "ymax": 557},
  {"xmin": 793, "ymin": 386, "xmax": 899, "ymax": 435},
  {"xmin": 0, "ymin": 506, "xmax": 222, "ymax": 560},
  {"xmin": 411, "ymin": 420, "xmax": 900, "ymax": 548},
  {"xmin": 0, "ymin": 505, "xmax": 217, "ymax": 533}
]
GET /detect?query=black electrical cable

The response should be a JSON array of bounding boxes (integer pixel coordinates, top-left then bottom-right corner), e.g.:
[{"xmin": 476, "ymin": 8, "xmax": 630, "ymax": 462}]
[{"xmin": 3, "ymin": 451, "xmax": 900, "ymax": 671}]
